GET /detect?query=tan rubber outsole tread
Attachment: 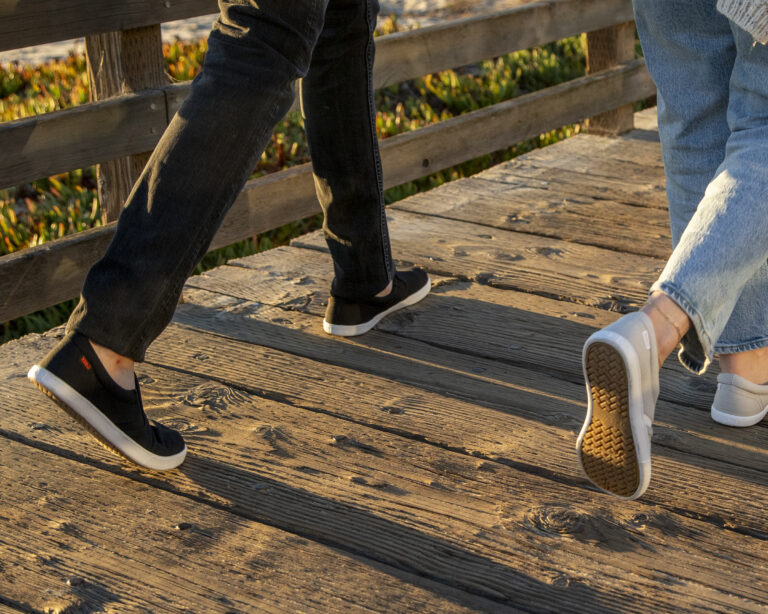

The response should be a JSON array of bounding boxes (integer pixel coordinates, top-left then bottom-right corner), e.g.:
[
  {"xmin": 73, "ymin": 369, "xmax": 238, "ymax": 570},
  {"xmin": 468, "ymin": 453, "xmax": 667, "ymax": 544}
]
[
  {"xmin": 581, "ymin": 342, "xmax": 639, "ymax": 497},
  {"xmin": 32, "ymin": 380, "xmax": 133, "ymax": 464}
]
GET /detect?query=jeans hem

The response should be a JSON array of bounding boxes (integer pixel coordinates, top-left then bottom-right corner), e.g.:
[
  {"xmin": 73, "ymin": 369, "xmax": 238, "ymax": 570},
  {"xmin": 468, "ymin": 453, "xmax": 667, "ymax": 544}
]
[
  {"xmin": 650, "ymin": 280, "xmax": 714, "ymax": 375},
  {"xmin": 713, "ymin": 335, "xmax": 768, "ymax": 355},
  {"xmin": 68, "ymin": 317, "xmax": 148, "ymax": 363}
]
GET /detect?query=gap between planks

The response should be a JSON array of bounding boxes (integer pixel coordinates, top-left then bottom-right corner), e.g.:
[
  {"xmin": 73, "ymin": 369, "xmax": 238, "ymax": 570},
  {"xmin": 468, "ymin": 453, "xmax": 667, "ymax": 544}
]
[
  {"xmin": 0, "ymin": 435, "xmax": 502, "ymax": 614},
  {"xmin": 2, "ymin": 331, "xmax": 768, "ymax": 612}
]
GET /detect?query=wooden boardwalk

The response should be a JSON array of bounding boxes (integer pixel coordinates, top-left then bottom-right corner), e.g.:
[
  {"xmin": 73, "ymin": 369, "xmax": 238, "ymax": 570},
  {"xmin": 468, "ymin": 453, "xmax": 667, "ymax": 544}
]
[{"xmin": 2, "ymin": 110, "xmax": 767, "ymax": 613}]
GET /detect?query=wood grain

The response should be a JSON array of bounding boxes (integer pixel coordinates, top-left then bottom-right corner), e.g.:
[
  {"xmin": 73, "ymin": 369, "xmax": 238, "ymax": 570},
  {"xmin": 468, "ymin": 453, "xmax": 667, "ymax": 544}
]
[
  {"xmin": 293, "ymin": 207, "xmax": 665, "ymax": 312},
  {"xmin": 0, "ymin": 90, "xmax": 166, "ymax": 190},
  {"xmin": 0, "ymin": 73, "xmax": 655, "ymax": 322},
  {"xmin": 1, "ymin": 332, "xmax": 766, "ymax": 611},
  {"xmin": 86, "ymin": 25, "xmax": 169, "ymax": 222},
  {"xmin": 0, "ymin": 0, "xmax": 218, "ymax": 52},
  {"xmin": 183, "ymin": 245, "xmax": 715, "ymax": 411},
  {"xmin": 0, "ymin": 437, "xmax": 495, "ymax": 614},
  {"xmin": 586, "ymin": 21, "xmax": 636, "ymax": 135},
  {"xmin": 166, "ymin": 285, "xmax": 768, "ymax": 485},
  {"xmin": 390, "ymin": 175, "xmax": 673, "ymax": 258}
]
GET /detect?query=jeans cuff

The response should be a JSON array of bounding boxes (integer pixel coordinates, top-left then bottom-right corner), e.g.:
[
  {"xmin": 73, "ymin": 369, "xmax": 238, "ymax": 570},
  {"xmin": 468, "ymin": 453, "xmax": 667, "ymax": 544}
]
[
  {"xmin": 67, "ymin": 306, "xmax": 148, "ymax": 362},
  {"xmin": 650, "ymin": 280, "xmax": 713, "ymax": 375}
]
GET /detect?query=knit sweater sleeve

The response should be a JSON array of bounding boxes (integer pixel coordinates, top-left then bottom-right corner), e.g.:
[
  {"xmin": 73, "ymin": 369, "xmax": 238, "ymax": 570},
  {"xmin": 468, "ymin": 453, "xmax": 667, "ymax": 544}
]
[{"xmin": 717, "ymin": 0, "xmax": 768, "ymax": 43}]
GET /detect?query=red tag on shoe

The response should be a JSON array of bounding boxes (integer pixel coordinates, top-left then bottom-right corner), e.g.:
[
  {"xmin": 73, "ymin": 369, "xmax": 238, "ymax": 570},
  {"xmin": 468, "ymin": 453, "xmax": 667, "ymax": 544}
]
[{"xmin": 80, "ymin": 356, "xmax": 92, "ymax": 370}]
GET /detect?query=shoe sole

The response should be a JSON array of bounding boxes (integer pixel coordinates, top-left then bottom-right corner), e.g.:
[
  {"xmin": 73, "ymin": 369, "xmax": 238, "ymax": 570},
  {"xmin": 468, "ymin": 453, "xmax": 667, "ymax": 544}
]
[
  {"xmin": 28, "ymin": 365, "xmax": 186, "ymax": 471},
  {"xmin": 578, "ymin": 340, "xmax": 649, "ymax": 499},
  {"xmin": 711, "ymin": 404, "xmax": 768, "ymax": 427},
  {"xmin": 323, "ymin": 276, "xmax": 431, "ymax": 336}
]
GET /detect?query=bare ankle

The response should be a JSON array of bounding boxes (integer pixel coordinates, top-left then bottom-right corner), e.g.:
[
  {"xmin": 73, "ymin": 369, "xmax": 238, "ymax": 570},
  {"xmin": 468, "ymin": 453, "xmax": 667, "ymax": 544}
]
[
  {"xmin": 719, "ymin": 348, "xmax": 768, "ymax": 385},
  {"xmin": 89, "ymin": 340, "xmax": 136, "ymax": 390},
  {"xmin": 375, "ymin": 280, "xmax": 393, "ymax": 298},
  {"xmin": 641, "ymin": 292, "xmax": 692, "ymax": 368}
]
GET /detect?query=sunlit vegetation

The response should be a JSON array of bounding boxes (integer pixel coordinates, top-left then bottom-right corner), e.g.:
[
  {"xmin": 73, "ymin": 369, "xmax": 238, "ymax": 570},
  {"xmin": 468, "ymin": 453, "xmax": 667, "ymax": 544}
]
[{"xmin": 1, "ymin": 17, "xmax": 588, "ymax": 341}]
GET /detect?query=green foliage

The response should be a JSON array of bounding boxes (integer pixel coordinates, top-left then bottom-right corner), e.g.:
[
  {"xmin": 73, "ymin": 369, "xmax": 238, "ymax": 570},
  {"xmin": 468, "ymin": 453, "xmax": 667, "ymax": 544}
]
[
  {"xmin": 1, "ymin": 17, "xmax": 590, "ymax": 341},
  {"xmin": 0, "ymin": 53, "xmax": 90, "ymax": 120},
  {"xmin": 0, "ymin": 170, "xmax": 99, "ymax": 255}
]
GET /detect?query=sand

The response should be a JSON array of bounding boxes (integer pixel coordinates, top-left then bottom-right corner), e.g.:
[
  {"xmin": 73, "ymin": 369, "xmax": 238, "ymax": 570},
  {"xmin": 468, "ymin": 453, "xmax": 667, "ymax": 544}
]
[{"xmin": 0, "ymin": 0, "xmax": 526, "ymax": 67}]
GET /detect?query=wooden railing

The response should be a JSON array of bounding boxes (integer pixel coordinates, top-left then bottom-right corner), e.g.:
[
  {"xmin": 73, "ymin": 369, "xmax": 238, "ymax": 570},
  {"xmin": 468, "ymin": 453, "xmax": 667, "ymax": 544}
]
[{"xmin": 0, "ymin": 0, "xmax": 656, "ymax": 324}]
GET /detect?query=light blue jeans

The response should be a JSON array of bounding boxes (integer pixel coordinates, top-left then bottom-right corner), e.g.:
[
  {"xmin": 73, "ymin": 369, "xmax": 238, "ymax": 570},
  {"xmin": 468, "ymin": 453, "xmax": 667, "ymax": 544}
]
[{"xmin": 634, "ymin": 0, "xmax": 768, "ymax": 374}]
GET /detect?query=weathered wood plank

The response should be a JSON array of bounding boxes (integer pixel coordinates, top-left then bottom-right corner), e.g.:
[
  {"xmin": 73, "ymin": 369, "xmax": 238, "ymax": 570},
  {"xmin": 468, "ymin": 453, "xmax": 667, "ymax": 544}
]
[
  {"xmin": 477, "ymin": 131, "xmax": 666, "ymax": 211},
  {"xmin": 377, "ymin": 60, "xmax": 655, "ymax": 189},
  {"xmin": 390, "ymin": 175, "xmax": 673, "ymax": 258},
  {"xmin": 293, "ymin": 208, "xmax": 665, "ymax": 312},
  {"xmin": 0, "ymin": 70, "xmax": 655, "ymax": 323},
  {"xmin": 0, "ymin": 223, "xmax": 115, "ymax": 326},
  {"xmin": 0, "ymin": 89, "xmax": 166, "ymax": 190},
  {"xmin": 167, "ymin": 284, "xmax": 768, "ymax": 484},
  {"xmin": 86, "ymin": 25, "xmax": 169, "ymax": 222},
  {"xmin": 0, "ymin": 0, "xmax": 632, "ymax": 63},
  {"xmin": 477, "ymin": 158, "xmax": 668, "ymax": 209},
  {"xmin": 372, "ymin": 0, "xmax": 635, "ymax": 88},
  {"xmin": 586, "ymin": 21, "xmax": 636, "ymax": 135},
  {"xmin": 0, "ymin": 438, "xmax": 495, "ymax": 614},
  {"xmin": 183, "ymin": 246, "xmax": 714, "ymax": 411},
  {"xmin": 0, "ymin": 0, "xmax": 217, "ymax": 52},
  {"xmin": 2, "ymin": 7, "xmax": 653, "ymax": 190},
  {"xmin": 509, "ymin": 132, "xmax": 666, "ymax": 182},
  {"xmin": 2, "ymin": 332, "xmax": 767, "ymax": 612}
]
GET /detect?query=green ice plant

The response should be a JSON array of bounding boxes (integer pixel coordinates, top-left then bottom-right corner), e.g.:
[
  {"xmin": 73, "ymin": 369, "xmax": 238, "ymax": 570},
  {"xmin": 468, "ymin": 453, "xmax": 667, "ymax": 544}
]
[{"xmin": 0, "ymin": 18, "xmax": 588, "ymax": 340}]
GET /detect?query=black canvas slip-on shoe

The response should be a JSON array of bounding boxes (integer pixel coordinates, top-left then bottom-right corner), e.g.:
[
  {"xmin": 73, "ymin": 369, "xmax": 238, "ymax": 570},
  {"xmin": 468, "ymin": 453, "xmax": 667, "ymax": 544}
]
[
  {"xmin": 323, "ymin": 269, "xmax": 431, "ymax": 337},
  {"xmin": 28, "ymin": 332, "xmax": 187, "ymax": 470}
]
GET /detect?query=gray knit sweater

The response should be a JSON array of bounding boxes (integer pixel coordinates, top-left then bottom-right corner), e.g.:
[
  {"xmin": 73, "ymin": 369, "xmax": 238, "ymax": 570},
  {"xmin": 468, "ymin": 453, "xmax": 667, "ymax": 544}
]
[{"xmin": 717, "ymin": 0, "xmax": 768, "ymax": 42}]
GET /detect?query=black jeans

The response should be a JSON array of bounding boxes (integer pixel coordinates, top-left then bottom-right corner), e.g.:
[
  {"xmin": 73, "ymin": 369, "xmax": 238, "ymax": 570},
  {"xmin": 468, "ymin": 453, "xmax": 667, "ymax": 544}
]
[{"xmin": 67, "ymin": 0, "xmax": 394, "ymax": 361}]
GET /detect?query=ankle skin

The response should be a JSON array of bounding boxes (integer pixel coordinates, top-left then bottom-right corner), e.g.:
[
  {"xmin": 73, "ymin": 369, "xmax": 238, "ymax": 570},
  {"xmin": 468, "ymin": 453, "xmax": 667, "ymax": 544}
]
[
  {"xmin": 641, "ymin": 292, "xmax": 692, "ymax": 368},
  {"xmin": 375, "ymin": 279, "xmax": 393, "ymax": 298},
  {"xmin": 89, "ymin": 340, "xmax": 136, "ymax": 390},
  {"xmin": 719, "ymin": 347, "xmax": 768, "ymax": 385}
]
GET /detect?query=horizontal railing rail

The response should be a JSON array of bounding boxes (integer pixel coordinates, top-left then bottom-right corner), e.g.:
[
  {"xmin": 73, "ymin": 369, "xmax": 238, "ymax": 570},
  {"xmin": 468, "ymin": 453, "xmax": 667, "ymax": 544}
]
[
  {"xmin": 0, "ymin": 0, "xmax": 654, "ymax": 325},
  {"xmin": 0, "ymin": 0, "xmax": 218, "ymax": 53},
  {"xmin": 0, "ymin": 0, "xmax": 635, "ymax": 190}
]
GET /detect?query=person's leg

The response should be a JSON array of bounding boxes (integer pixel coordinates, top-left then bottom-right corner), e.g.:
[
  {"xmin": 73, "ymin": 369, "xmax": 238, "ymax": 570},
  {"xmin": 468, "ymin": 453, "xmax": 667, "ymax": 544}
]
[
  {"xmin": 70, "ymin": 1, "xmax": 328, "ymax": 362},
  {"xmin": 300, "ymin": 0, "xmax": 430, "ymax": 336},
  {"xmin": 301, "ymin": 0, "xmax": 392, "ymax": 300},
  {"xmin": 636, "ymin": 1, "xmax": 768, "ymax": 385},
  {"xmin": 630, "ymin": 0, "xmax": 733, "ymax": 376},
  {"xmin": 578, "ymin": 0, "xmax": 768, "ymax": 499},
  {"xmin": 652, "ymin": 21, "xmax": 768, "ymax": 377},
  {"xmin": 655, "ymin": 21, "xmax": 768, "ymax": 425},
  {"xmin": 635, "ymin": 0, "xmax": 735, "ymax": 247},
  {"xmin": 29, "ymin": 0, "xmax": 330, "ymax": 470},
  {"xmin": 635, "ymin": 0, "xmax": 768, "ymax": 393}
]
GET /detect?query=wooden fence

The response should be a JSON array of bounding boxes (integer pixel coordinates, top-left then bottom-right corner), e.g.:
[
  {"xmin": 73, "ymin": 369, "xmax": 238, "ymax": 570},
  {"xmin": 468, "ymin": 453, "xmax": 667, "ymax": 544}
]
[{"xmin": 0, "ymin": 0, "xmax": 656, "ymax": 324}]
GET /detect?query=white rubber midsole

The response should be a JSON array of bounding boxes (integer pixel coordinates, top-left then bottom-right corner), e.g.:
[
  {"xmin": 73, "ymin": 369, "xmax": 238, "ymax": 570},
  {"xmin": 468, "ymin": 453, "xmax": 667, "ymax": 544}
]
[
  {"xmin": 711, "ymin": 404, "xmax": 768, "ymax": 428},
  {"xmin": 323, "ymin": 276, "xmax": 431, "ymax": 337},
  {"xmin": 28, "ymin": 365, "xmax": 186, "ymax": 471}
]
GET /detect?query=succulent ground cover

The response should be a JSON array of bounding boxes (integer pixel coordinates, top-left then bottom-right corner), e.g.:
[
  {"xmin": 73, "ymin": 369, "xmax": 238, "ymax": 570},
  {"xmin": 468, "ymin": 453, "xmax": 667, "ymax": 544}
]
[{"xmin": 0, "ymin": 17, "xmax": 588, "ymax": 341}]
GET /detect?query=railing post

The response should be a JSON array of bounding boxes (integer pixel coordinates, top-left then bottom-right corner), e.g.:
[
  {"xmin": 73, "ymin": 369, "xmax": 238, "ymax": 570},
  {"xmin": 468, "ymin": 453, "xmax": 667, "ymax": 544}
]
[
  {"xmin": 585, "ymin": 21, "xmax": 635, "ymax": 135},
  {"xmin": 85, "ymin": 25, "xmax": 168, "ymax": 223}
]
